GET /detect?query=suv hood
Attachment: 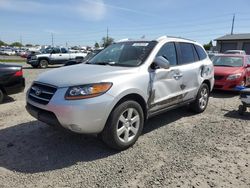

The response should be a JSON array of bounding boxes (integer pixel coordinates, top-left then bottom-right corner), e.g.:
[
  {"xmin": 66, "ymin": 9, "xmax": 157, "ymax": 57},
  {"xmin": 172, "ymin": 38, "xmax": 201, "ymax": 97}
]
[
  {"xmin": 214, "ymin": 66, "xmax": 244, "ymax": 75},
  {"xmin": 36, "ymin": 64, "xmax": 138, "ymax": 87}
]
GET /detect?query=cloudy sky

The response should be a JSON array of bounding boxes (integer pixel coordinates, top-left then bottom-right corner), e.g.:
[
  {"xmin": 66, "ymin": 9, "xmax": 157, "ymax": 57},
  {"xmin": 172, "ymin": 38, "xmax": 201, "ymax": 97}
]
[{"xmin": 0, "ymin": 0, "xmax": 250, "ymax": 46}]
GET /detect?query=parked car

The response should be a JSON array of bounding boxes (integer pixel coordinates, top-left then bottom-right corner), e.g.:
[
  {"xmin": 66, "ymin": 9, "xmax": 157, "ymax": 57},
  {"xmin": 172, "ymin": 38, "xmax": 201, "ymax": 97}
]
[
  {"xmin": 26, "ymin": 47, "xmax": 87, "ymax": 68},
  {"xmin": 26, "ymin": 36, "xmax": 214, "ymax": 150},
  {"xmin": 0, "ymin": 63, "xmax": 25, "ymax": 103},
  {"xmin": 0, "ymin": 48, "xmax": 16, "ymax": 56},
  {"xmin": 225, "ymin": 50, "xmax": 246, "ymax": 55},
  {"xmin": 213, "ymin": 54, "xmax": 250, "ymax": 90},
  {"xmin": 64, "ymin": 49, "xmax": 103, "ymax": 67}
]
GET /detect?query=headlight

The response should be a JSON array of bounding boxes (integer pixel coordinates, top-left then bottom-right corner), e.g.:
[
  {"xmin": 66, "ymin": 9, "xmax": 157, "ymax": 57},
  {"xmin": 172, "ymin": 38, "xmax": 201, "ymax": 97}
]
[
  {"xmin": 65, "ymin": 82, "xmax": 112, "ymax": 100},
  {"xmin": 226, "ymin": 73, "xmax": 242, "ymax": 80}
]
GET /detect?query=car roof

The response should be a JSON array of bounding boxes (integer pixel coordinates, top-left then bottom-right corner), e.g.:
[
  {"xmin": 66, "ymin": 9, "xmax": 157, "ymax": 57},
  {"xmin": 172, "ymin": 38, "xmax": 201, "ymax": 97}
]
[{"xmin": 117, "ymin": 36, "xmax": 201, "ymax": 46}]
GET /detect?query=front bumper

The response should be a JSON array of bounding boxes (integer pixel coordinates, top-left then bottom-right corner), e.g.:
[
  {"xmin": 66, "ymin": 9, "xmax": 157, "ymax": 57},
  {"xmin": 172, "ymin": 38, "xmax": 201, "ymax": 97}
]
[
  {"xmin": 214, "ymin": 79, "xmax": 243, "ymax": 91},
  {"xmin": 26, "ymin": 87, "xmax": 115, "ymax": 134},
  {"xmin": 27, "ymin": 59, "xmax": 39, "ymax": 66}
]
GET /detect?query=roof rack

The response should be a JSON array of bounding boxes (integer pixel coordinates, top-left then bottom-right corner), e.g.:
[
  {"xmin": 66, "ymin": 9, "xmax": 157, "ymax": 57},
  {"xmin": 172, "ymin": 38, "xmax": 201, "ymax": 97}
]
[{"xmin": 167, "ymin": 36, "xmax": 196, "ymax": 42}]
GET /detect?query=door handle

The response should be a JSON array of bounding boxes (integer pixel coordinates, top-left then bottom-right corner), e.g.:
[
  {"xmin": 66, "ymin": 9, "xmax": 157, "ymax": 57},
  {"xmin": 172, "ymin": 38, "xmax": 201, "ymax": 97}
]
[{"xmin": 173, "ymin": 74, "xmax": 183, "ymax": 80}]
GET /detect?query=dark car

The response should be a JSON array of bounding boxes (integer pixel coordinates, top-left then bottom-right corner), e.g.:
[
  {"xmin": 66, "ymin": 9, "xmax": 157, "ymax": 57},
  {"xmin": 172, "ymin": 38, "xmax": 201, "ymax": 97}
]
[
  {"xmin": 0, "ymin": 63, "xmax": 25, "ymax": 103},
  {"xmin": 213, "ymin": 54, "xmax": 250, "ymax": 90}
]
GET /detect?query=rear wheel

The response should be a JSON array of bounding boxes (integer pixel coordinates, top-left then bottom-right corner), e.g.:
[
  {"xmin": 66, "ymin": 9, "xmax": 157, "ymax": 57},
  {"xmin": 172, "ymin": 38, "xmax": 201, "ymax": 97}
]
[
  {"xmin": 0, "ymin": 89, "xmax": 4, "ymax": 104},
  {"xmin": 190, "ymin": 83, "xmax": 210, "ymax": 113},
  {"xmin": 39, "ymin": 59, "xmax": 48, "ymax": 68},
  {"xmin": 101, "ymin": 100, "xmax": 144, "ymax": 150}
]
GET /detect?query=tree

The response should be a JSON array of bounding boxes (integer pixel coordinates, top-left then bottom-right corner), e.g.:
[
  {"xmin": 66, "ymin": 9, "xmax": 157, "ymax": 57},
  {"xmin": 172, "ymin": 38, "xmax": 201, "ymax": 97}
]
[
  {"xmin": 102, "ymin": 37, "xmax": 114, "ymax": 48},
  {"xmin": 10, "ymin": 42, "xmax": 22, "ymax": 47},
  {"xmin": 0, "ymin": 40, "xmax": 7, "ymax": 46},
  {"xmin": 203, "ymin": 40, "xmax": 213, "ymax": 51},
  {"xmin": 94, "ymin": 42, "xmax": 100, "ymax": 48}
]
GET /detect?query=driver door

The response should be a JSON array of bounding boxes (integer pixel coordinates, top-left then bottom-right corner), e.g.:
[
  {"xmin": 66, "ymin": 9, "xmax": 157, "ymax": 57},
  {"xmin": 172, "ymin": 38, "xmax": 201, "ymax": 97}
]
[{"xmin": 149, "ymin": 42, "xmax": 184, "ymax": 113}]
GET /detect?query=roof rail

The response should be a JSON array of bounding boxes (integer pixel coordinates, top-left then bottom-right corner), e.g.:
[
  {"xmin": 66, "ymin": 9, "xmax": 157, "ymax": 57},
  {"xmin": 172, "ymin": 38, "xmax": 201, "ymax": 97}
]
[
  {"xmin": 156, "ymin": 36, "xmax": 167, "ymax": 41},
  {"xmin": 167, "ymin": 36, "xmax": 196, "ymax": 42}
]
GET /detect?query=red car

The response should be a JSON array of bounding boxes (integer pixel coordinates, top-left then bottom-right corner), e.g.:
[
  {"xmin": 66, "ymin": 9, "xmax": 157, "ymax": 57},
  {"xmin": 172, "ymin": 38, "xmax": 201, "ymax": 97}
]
[{"xmin": 213, "ymin": 54, "xmax": 250, "ymax": 90}]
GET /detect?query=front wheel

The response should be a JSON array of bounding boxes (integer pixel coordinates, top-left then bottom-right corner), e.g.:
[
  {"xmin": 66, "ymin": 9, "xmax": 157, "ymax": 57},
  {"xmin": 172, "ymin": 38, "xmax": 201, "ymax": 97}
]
[
  {"xmin": 190, "ymin": 83, "xmax": 210, "ymax": 113},
  {"xmin": 39, "ymin": 59, "xmax": 48, "ymax": 68},
  {"xmin": 101, "ymin": 100, "xmax": 144, "ymax": 150}
]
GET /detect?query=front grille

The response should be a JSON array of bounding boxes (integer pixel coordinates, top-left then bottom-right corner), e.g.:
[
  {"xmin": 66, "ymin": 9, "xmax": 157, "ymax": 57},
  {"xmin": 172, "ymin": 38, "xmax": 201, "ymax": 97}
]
[
  {"xmin": 214, "ymin": 75, "xmax": 224, "ymax": 80},
  {"xmin": 28, "ymin": 82, "xmax": 57, "ymax": 105}
]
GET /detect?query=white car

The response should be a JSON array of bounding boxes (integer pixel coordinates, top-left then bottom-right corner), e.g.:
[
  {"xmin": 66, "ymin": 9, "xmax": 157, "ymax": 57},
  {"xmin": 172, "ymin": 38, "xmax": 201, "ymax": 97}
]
[
  {"xmin": 27, "ymin": 47, "xmax": 87, "ymax": 68},
  {"xmin": 26, "ymin": 36, "xmax": 214, "ymax": 150}
]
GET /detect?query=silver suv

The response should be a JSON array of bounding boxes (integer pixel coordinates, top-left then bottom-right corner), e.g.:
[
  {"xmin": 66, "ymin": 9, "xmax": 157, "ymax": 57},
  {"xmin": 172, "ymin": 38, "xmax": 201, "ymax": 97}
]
[{"xmin": 26, "ymin": 36, "xmax": 214, "ymax": 150}]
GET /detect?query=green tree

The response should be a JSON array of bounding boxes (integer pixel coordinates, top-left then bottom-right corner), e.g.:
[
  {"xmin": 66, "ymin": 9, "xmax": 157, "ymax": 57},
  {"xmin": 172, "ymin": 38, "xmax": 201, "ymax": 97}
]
[
  {"xmin": 10, "ymin": 42, "xmax": 22, "ymax": 47},
  {"xmin": 0, "ymin": 40, "xmax": 7, "ymax": 46},
  {"xmin": 203, "ymin": 40, "xmax": 213, "ymax": 51},
  {"xmin": 94, "ymin": 42, "xmax": 100, "ymax": 48},
  {"xmin": 102, "ymin": 37, "xmax": 114, "ymax": 48}
]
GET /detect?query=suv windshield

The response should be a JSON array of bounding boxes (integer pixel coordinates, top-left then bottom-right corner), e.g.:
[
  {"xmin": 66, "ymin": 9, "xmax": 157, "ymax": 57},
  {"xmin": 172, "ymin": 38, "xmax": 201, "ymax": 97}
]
[
  {"xmin": 88, "ymin": 41, "xmax": 157, "ymax": 67},
  {"xmin": 213, "ymin": 56, "xmax": 243, "ymax": 67}
]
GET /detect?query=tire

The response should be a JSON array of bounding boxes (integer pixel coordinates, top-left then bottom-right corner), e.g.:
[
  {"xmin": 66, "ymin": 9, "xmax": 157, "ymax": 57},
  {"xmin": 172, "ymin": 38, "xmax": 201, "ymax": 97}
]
[
  {"xmin": 190, "ymin": 83, "xmax": 210, "ymax": 113},
  {"xmin": 101, "ymin": 100, "xmax": 144, "ymax": 150},
  {"xmin": 0, "ymin": 89, "xmax": 4, "ymax": 104},
  {"xmin": 39, "ymin": 59, "xmax": 48, "ymax": 68},
  {"xmin": 238, "ymin": 105, "xmax": 246, "ymax": 115}
]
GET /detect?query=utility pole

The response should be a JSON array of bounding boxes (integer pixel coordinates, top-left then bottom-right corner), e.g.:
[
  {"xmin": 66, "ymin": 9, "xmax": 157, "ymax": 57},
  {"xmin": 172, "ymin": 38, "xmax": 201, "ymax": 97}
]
[
  {"xmin": 106, "ymin": 27, "xmax": 109, "ymax": 46},
  {"xmin": 51, "ymin": 33, "xmax": 54, "ymax": 47},
  {"xmin": 231, "ymin": 14, "xmax": 235, "ymax": 35}
]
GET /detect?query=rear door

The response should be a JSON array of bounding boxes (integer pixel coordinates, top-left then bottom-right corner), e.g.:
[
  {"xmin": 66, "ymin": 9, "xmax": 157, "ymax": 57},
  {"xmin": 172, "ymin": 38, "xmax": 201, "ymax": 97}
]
[
  {"xmin": 50, "ymin": 48, "xmax": 62, "ymax": 64},
  {"xmin": 60, "ymin": 48, "xmax": 70, "ymax": 63},
  {"xmin": 149, "ymin": 42, "xmax": 184, "ymax": 113},
  {"xmin": 175, "ymin": 42, "xmax": 202, "ymax": 102}
]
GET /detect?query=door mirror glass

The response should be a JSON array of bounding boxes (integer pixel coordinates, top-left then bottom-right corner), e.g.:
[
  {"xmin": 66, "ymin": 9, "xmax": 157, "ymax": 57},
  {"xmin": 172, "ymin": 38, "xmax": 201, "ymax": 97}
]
[{"xmin": 153, "ymin": 56, "xmax": 170, "ymax": 69}]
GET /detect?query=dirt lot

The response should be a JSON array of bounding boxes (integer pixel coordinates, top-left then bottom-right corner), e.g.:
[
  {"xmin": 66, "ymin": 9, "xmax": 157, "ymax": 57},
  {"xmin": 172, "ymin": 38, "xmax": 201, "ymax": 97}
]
[{"xmin": 0, "ymin": 63, "xmax": 249, "ymax": 188}]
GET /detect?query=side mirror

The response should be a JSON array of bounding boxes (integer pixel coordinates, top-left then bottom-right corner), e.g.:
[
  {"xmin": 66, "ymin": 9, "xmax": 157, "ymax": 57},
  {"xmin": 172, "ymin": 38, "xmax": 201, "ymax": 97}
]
[
  {"xmin": 153, "ymin": 56, "xmax": 170, "ymax": 69},
  {"xmin": 246, "ymin": 64, "xmax": 250, "ymax": 68}
]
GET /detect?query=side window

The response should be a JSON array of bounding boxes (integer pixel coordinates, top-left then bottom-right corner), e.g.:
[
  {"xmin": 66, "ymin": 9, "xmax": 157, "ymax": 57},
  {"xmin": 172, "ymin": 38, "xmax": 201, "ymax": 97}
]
[
  {"xmin": 179, "ymin": 43, "xmax": 195, "ymax": 64},
  {"xmin": 247, "ymin": 57, "xmax": 250, "ymax": 65},
  {"xmin": 195, "ymin": 45, "xmax": 207, "ymax": 60},
  {"xmin": 52, "ymin": 48, "xmax": 60, "ymax": 54},
  {"xmin": 156, "ymin": 42, "xmax": 177, "ymax": 66},
  {"xmin": 61, "ymin": 48, "xmax": 68, "ymax": 53}
]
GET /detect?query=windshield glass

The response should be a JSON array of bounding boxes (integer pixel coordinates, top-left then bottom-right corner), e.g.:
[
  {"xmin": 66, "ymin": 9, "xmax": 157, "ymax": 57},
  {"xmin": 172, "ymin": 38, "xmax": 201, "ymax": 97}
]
[
  {"xmin": 88, "ymin": 41, "xmax": 157, "ymax": 67},
  {"xmin": 213, "ymin": 56, "xmax": 243, "ymax": 67}
]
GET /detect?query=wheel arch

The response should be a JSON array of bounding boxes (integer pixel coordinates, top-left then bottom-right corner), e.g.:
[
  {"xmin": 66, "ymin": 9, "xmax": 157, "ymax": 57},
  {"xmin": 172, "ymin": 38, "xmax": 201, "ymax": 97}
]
[
  {"xmin": 203, "ymin": 79, "xmax": 211, "ymax": 91},
  {"xmin": 109, "ymin": 93, "xmax": 148, "ymax": 123}
]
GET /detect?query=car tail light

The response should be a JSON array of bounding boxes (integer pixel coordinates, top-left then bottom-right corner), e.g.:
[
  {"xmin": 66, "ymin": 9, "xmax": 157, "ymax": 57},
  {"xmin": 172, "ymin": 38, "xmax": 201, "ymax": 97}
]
[{"xmin": 14, "ymin": 69, "xmax": 23, "ymax": 77}]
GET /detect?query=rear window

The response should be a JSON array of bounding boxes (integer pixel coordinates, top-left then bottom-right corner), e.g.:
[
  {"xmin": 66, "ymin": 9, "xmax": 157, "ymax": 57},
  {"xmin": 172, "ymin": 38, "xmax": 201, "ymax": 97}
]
[{"xmin": 195, "ymin": 45, "xmax": 207, "ymax": 60}]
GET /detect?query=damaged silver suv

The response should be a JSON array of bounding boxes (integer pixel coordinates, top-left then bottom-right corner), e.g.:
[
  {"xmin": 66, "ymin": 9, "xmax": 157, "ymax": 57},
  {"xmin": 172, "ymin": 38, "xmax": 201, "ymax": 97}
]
[{"xmin": 26, "ymin": 36, "xmax": 214, "ymax": 150}]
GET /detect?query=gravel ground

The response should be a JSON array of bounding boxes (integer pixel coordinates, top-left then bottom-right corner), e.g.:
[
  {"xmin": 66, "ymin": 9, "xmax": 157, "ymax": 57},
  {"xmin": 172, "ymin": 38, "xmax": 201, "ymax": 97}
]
[{"xmin": 0, "ymin": 63, "xmax": 249, "ymax": 188}]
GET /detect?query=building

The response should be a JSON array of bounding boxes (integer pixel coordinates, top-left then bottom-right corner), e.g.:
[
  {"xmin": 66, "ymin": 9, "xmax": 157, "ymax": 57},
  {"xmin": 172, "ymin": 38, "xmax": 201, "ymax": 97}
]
[{"xmin": 214, "ymin": 33, "xmax": 250, "ymax": 54}]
